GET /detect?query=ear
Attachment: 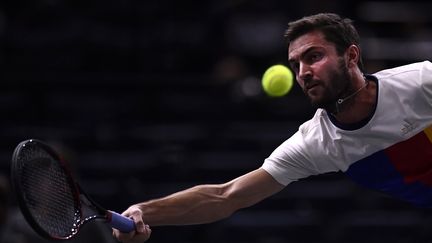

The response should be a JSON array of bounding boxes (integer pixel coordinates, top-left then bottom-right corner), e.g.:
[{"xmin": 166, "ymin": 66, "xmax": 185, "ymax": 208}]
[{"xmin": 345, "ymin": 45, "xmax": 360, "ymax": 68}]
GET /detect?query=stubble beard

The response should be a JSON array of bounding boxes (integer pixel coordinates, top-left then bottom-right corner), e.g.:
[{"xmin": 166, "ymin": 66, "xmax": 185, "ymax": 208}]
[{"xmin": 307, "ymin": 59, "xmax": 354, "ymax": 113}]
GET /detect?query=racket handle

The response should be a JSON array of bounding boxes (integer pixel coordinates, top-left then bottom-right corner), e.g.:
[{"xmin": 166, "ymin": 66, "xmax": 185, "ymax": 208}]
[{"xmin": 108, "ymin": 211, "xmax": 136, "ymax": 233}]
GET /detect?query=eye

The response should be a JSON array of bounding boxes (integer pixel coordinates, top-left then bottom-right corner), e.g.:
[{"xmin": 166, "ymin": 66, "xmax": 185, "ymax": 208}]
[{"xmin": 307, "ymin": 52, "xmax": 324, "ymax": 63}]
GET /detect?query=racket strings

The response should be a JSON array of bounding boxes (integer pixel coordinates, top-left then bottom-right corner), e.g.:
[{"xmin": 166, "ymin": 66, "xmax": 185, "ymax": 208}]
[{"xmin": 18, "ymin": 145, "xmax": 80, "ymax": 238}]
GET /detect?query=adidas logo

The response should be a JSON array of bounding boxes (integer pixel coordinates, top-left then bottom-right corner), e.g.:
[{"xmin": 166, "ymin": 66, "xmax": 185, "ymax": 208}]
[{"xmin": 401, "ymin": 119, "xmax": 417, "ymax": 135}]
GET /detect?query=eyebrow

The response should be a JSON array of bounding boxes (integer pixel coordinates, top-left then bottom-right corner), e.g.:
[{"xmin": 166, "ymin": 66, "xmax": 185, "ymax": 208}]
[{"xmin": 288, "ymin": 46, "xmax": 318, "ymax": 64}]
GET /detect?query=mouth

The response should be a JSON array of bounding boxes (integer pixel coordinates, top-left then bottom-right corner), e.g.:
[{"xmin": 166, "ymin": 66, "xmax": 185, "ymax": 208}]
[{"xmin": 304, "ymin": 82, "xmax": 320, "ymax": 92}]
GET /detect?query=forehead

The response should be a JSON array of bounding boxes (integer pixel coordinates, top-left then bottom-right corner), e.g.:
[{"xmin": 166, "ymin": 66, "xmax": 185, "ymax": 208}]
[{"xmin": 288, "ymin": 30, "xmax": 334, "ymax": 60}]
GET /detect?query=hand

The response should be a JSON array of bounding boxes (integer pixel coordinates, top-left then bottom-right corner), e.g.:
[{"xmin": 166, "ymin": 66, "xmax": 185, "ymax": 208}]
[{"xmin": 112, "ymin": 205, "xmax": 152, "ymax": 243}]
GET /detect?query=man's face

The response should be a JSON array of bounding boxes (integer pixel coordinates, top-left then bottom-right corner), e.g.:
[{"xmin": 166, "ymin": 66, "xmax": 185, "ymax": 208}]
[{"xmin": 288, "ymin": 31, "xmax": 352, "ymax": 110}]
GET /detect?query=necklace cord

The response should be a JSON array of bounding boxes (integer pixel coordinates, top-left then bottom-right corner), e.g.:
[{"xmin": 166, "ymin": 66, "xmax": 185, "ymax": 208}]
[
  {"xmin": 337, "ymin": 80, "xmax": 369, "ymax": 105},
  {"xmin": 334, "ymin": 77, "xmax": 369, "ymax": 113}
]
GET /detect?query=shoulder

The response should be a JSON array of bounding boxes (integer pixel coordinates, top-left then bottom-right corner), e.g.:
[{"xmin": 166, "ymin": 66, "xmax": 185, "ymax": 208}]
[
  {"xmin": 373, "ymin": 61, "xmax": 432, "ymax": 87},
  {"xmin": 374, "ymin": 61, "xmax": 431, "ymax": 78},
  {"xmin": 374, "ymin": 61, "xmax": 432, "ymax": 101},
  {"xmin": 262, "ymin": 109, "xmax": 339, "ymax": 184}
]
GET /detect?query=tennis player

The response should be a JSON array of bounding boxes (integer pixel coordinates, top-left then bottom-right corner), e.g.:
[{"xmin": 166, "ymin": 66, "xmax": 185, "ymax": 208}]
[{"xmin": 113, "ymin": 13, "xmax": 432, "ymax": 242}]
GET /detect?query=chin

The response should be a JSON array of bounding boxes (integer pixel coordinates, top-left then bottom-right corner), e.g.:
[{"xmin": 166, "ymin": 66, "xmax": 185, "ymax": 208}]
[
  {"xmin": 309, "ymin": 99, "xmax": 322, "ymax": 110},
  {"xmin": 308, "ymin": 95, "xmax": 322, "ymax": 106}
]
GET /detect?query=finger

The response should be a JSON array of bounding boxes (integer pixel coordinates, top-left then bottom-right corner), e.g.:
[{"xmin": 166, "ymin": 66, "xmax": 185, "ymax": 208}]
[
  {"xmin": 144, "ymin": 224, "xmax": 151, "ymax": 236},
  {"xmin": 114, "ymin": 227, "xmax": 151, "ymax": 243},
  {"xmin": 128, "ymin": 208, "xmax": 146, "ymax": 231},
  {"xmin": 112, "ymin": 228, "xmax": 135, "ymax": 242},
  {"xmin": 112, "ymin": 206, "xmax": 149, "ymax": 243},
  {"xmin": 137, "ymin": 224, "xmax": 152, "ymax": 242}
]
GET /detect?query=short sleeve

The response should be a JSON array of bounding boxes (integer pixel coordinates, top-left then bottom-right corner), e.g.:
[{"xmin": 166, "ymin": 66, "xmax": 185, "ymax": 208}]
[
  {"xmin": 419, "ymin": 61, "xmax": 432, "ymax": 104},
  {"xmin": 261, "ymin": 128, "xmax": 325, "ymax": 186}
]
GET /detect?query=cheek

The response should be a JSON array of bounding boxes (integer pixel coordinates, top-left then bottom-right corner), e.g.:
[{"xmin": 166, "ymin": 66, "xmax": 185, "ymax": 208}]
[{"xmin": 316, "ymin": 60, "xmax": 339, "ymax": 81}]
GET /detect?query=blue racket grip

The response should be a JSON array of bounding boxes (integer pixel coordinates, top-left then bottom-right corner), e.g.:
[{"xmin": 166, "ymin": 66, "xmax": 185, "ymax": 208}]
[{"xmin": 108, "ymin": 210, "xmax": 136, "ymax": 233}]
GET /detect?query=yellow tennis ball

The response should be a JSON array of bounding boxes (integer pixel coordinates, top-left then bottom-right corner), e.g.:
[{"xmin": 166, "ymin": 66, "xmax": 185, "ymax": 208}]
[{"xmin": 262, "ymin": 65, "xmax": 294, "ymax": 97}]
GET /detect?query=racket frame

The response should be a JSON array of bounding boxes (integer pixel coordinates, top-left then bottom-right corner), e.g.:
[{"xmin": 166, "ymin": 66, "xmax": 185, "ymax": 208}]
[{"xmin": 10, "ymin": 139, "xmax": 111, "ymax": 240}]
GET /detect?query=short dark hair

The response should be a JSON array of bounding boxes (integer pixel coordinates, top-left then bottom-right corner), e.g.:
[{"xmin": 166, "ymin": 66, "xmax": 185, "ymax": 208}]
[{"xmin": 285, "ymin": 13, "xmax": 364, "ymax": 71}]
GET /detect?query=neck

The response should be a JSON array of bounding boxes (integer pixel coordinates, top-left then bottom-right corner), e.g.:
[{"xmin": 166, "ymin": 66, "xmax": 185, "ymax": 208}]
[
  {"xmin": 333, "ymin": 78, "xmax": 369, "ymax": 114},
  {"xmin": 329, "ymin": 76, "xmax": 376, "ymax": 124}
]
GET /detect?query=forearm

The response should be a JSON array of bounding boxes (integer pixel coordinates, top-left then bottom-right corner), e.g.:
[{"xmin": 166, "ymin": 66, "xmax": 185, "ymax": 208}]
[
  {"xmin": 136, "ymin": 184, "xmax": 236, "ymax": 226},
  {"xmin": 131, "ymin": 169, "xmax": 284, "ymax": 227}
]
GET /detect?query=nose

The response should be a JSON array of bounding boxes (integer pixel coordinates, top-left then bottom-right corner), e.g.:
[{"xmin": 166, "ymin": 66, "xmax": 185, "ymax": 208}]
[{"xmin": 298, "ymin": 63, "xmax": 313, "ymax": 82}]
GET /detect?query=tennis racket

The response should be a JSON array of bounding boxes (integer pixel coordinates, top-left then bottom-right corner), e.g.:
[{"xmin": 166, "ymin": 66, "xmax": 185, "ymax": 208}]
[{"xmin": 10, "ymin": 139, "xmax": 135, "ymax": 240}]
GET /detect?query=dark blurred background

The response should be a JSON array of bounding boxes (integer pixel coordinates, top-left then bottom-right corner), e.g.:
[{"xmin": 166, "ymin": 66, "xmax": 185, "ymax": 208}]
[{"xmin": 1, "ymin": 0, "xmax": 432, "ymax": 242}]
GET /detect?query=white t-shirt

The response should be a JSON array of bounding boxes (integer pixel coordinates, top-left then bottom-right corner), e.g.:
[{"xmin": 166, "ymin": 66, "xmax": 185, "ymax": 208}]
[{"xmin": 262, "ymin": 61, "xmax": 432, "ymax": 207}]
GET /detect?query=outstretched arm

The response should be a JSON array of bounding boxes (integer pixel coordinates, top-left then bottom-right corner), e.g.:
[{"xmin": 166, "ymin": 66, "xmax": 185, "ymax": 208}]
[{"xmin": 113, "ymin": 168, "xmax": 284, "ymax": 242}]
